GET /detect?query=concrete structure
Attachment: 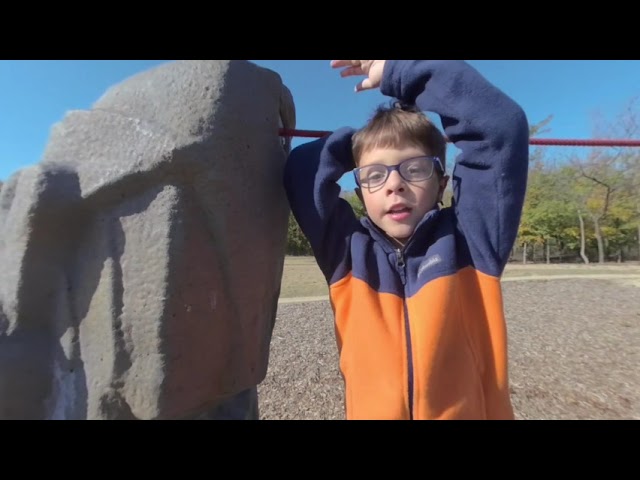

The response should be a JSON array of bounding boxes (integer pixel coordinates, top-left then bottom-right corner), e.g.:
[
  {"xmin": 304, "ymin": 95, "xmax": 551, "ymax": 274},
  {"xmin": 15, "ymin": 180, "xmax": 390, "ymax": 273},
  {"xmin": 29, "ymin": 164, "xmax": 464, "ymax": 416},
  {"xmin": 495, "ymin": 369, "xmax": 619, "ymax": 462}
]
[{"xmin": 0, "ymin": 60, "xmax": 295, "ymax": 419}]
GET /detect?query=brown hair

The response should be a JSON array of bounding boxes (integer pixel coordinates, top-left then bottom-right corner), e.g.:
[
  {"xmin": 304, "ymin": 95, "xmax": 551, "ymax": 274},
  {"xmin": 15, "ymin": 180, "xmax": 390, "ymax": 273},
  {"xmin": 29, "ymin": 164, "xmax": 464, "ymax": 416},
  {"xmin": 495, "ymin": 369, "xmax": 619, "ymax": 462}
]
[{"xmin": 351, "ymin": 102, "xmax": 447, "ymax": 173}]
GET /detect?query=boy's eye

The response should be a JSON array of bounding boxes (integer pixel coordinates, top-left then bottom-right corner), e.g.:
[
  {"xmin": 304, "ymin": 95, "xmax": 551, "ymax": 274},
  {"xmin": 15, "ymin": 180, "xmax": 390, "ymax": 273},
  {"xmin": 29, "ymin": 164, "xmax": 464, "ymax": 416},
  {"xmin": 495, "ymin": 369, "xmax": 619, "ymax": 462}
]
[
  {"xmin": 363, "ymin": 168, "xmax": 386, "ymax": 183},
  {"xmin": 404, "ymin": 160, "xmax": 430, "ymax": 176},
  {"xmin": 367, "ymin": 172, "xmax": 385, "ymax": 181},
  {"xmin": 409, "ymin": 167, "xmax": 428, "ymax": 176}
]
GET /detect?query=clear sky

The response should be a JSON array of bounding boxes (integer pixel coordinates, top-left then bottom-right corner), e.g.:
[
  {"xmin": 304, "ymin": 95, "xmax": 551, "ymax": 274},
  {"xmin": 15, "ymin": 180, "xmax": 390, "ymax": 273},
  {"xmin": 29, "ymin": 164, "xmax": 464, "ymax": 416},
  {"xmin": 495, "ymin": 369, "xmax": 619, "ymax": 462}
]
[{"xmin": 1, "ymin": 60, "xmax": 638, "ymax": 190}]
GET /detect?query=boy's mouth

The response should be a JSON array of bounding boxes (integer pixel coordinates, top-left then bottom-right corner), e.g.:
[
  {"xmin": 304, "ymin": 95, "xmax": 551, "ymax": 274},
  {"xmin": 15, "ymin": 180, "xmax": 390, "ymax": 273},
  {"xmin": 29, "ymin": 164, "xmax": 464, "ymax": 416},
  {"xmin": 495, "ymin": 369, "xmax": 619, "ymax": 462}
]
[{"xmin": 387, "ymin": 205, "xmax": 412, "ymax": 221}]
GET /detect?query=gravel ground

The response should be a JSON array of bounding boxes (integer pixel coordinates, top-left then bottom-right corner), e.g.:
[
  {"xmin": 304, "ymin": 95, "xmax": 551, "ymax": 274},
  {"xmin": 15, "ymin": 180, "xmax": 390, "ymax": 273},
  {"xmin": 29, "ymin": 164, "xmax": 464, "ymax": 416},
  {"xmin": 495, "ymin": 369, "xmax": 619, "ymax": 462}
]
[{"xmin": 257, "ymin": 278, "xmax": 640, "ymax": 420}]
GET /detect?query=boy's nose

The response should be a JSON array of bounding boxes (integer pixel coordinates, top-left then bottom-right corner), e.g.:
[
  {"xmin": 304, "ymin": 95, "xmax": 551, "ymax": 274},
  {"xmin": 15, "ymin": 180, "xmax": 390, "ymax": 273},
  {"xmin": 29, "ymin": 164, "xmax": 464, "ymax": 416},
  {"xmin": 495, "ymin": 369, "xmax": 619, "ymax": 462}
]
[{"xmin": 385, "ymin": 170, "xmax": 406, "ymax": 193}]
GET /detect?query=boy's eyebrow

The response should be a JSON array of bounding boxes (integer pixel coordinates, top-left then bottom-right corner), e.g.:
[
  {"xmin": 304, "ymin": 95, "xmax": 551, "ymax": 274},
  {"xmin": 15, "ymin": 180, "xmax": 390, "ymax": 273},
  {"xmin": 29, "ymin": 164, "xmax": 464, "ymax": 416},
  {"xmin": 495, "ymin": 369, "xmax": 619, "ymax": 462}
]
[{"xmin": 363, "ymin": 154, "xmax": 433, "ymax": 165}]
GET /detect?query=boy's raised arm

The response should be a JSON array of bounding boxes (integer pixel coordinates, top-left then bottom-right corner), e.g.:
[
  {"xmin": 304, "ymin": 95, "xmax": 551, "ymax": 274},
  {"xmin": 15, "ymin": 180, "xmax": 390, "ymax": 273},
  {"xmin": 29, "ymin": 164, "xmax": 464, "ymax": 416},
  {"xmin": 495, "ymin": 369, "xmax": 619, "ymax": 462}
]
[
  {"xmin": 283, "ymin": 127, "xmax": 359, "ymax": 284},
  {"xmin": 381, "ymin": 60, "xmax": 530, "ymax": 277}
]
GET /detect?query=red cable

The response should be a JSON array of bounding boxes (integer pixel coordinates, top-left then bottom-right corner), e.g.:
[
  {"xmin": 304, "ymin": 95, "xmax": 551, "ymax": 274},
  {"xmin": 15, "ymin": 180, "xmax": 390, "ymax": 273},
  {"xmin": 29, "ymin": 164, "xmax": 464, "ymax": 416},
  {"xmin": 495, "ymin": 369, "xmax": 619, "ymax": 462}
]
[
  {"xmin": 278, "ymin": 128, "xmax": 640, "ymax": 147},
  {"xmin": 279, "ymin": 129, "xmax": 333, "ymax": 138},
  {"xmin": 529, "ymin": 138, "xmax": 640, "ymax": 147}
]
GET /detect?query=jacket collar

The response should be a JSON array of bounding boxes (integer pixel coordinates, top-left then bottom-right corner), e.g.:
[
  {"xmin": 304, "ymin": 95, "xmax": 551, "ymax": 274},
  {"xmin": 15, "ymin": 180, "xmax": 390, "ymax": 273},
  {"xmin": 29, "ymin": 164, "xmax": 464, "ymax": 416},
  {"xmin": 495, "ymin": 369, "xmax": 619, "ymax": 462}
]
[{"xmin": 360, "ymin": 207, "xmax": 442, "ymax": 255}]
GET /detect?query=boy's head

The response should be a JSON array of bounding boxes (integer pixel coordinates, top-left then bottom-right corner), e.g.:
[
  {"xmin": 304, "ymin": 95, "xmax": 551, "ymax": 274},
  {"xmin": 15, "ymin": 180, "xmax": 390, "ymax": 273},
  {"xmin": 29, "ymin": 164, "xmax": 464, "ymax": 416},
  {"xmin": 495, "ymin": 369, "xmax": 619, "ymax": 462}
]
[{"xmin": 351, "ymin": 102, "xmax": 449, "ymax": 245}]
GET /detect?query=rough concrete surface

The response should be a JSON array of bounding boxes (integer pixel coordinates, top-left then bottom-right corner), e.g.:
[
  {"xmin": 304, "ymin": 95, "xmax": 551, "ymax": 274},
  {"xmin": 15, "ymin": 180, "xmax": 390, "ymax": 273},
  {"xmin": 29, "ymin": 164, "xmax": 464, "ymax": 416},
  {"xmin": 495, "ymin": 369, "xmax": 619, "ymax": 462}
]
[{"xmin": 0, "ymin": 60, "xmax": 295, "ymax": 420}]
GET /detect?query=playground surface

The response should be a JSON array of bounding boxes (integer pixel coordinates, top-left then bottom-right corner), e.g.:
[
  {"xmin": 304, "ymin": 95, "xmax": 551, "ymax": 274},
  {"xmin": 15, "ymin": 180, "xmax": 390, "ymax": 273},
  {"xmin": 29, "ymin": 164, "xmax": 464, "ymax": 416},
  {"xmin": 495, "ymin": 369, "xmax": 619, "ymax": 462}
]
[{"xmin": 257, "ymin": 259, "xmax": 640, "ymax": 419}]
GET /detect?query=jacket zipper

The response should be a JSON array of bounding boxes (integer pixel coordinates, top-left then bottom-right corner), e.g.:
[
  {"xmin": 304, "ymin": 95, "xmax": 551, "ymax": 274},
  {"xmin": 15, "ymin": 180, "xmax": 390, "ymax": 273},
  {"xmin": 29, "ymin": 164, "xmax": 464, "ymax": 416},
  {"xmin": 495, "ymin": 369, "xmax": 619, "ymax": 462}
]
[{"xmin": 396, "ymin": 248, "xmax": 413, "ymax": 420}]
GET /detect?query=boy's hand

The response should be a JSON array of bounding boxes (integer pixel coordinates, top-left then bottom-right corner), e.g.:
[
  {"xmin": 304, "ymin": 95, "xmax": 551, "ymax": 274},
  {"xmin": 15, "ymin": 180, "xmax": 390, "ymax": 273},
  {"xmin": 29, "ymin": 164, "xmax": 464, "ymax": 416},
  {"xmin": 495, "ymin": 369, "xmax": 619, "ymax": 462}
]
[{"xmin": 330, "ymin": 60, "xmax": 386, "ymax": 92}]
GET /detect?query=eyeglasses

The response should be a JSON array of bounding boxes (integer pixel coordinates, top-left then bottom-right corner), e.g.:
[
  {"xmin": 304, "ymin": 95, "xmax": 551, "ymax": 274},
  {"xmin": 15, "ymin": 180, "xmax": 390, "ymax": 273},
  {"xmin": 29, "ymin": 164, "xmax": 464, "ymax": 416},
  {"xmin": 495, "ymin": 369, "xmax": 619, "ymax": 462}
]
[{"xmin": 353, "ymin": 156, "xmax": 444, "ymax": 190}]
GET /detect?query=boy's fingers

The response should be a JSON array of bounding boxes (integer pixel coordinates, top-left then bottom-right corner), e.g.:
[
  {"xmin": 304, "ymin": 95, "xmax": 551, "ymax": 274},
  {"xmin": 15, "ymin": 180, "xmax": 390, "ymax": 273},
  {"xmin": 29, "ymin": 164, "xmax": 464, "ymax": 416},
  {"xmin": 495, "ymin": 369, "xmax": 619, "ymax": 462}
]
[
  {"xmin": 339, "ymin": 66, "xmax": 365, "ymax": 78},
  {"xmin": 330, "ymin": 60, "xmax": 359, "ymax": 68},
  {"xmin": 331, "ymin": 60, "xmax": 376, "ymax": 92},
  {"xmin": 355, "ymin": 78, "xmax": 375, "ymax": 92}
]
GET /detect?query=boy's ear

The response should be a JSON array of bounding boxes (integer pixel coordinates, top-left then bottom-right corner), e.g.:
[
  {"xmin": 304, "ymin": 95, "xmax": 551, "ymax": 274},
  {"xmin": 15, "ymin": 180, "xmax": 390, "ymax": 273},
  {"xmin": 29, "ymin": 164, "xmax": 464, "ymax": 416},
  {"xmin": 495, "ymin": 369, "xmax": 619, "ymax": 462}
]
[
  {"xmin": 438, "ymin": 175, "xmax": 450, "ymax": 203},
  {"xmin": 355, "ymin": 187, "xmax": 368, "ymax": 214}
]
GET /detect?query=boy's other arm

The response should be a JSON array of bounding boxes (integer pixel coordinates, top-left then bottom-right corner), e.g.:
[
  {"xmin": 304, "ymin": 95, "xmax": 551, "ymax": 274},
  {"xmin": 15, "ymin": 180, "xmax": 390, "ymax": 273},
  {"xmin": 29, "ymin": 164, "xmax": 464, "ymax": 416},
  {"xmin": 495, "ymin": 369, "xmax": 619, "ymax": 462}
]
[
  {"xmin": 283, "ymin": 127, "xmax": 359, "ymax": 284},
  {"xmin": 381, "ymin": 60, "xmax": 530, "ymax": 277}
]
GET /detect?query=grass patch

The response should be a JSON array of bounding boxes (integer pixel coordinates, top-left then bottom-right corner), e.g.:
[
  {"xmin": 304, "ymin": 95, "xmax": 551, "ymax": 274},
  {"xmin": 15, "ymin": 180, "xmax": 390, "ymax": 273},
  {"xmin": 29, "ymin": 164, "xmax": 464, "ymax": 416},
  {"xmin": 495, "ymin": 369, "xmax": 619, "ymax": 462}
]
[{"xmin": 279, "ymin": 256, "xmax": 640, "ymax": 299}]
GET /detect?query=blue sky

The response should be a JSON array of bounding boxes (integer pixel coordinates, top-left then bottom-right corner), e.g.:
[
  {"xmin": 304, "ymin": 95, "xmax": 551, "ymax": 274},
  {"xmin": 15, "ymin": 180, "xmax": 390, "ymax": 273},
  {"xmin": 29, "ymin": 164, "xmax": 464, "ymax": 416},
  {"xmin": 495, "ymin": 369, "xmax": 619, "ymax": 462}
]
[{"xmin": 1, "ymin": 60, "xmax": 638, "ymax": 191}]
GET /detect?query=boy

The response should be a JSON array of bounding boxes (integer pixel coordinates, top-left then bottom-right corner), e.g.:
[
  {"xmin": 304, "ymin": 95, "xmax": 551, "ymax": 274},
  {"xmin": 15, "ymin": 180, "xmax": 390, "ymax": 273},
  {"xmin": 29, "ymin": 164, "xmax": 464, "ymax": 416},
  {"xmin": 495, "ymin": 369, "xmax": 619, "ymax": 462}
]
[{"xmin": 283, "ymin": 60, "xmax": 529, "ymax": 419}]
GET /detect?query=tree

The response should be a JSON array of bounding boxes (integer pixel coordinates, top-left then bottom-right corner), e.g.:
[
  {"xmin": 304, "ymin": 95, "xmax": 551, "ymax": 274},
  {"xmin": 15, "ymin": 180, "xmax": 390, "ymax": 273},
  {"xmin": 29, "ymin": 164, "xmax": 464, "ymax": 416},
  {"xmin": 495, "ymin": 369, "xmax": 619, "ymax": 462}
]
[
  {"xmin": 286, "ymin": 212, "xmax": 312, "ymax": 255},
  {"xmin": 519, "ymin": 159, "xmax": 576, "ymax": 263},
  {"xmin": 556, "ymin": 164, "xmax": 592, "ymax": 264},
  {"xmin": 529, "ymin": 114, "xmax": 554, "ymax": 138},
  {"xmin": 570, "ymin": 96, "xmax": 640, "ymax": 263},
  {"xmin": 517, "ymin": 115, "xmax": 559, "ymax": 263},
  {"xmin": 573, "ymin": 154, "xmax": 616, "ymax": 263},
  {"xmin": 342, "ymin": 191, "xmax": 366, "ymax": 219},
  {"xmin": 610, "ymin": 97, "xmax": 640, "ymax": 260}
]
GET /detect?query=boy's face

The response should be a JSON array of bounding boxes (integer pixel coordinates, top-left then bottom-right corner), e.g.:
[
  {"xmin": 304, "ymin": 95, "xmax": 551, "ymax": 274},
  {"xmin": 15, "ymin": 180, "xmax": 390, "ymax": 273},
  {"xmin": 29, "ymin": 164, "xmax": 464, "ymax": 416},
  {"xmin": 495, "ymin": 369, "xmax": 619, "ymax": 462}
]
[{"xmin": 356, "ymin": 146, "xmax": 448, "ymax": 245}]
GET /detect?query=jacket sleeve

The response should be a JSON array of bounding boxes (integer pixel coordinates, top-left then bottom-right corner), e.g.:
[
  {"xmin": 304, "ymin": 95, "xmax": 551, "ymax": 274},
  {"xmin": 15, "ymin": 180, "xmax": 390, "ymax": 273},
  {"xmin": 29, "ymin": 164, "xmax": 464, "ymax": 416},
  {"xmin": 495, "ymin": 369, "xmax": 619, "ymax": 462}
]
[
  {"xmin": 283, "ymin": 127, "xmax": 360, "ymax": 285},
  {"xmin": 380, "ymin": 60, "xmax": 530, "ymax": 277}
]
